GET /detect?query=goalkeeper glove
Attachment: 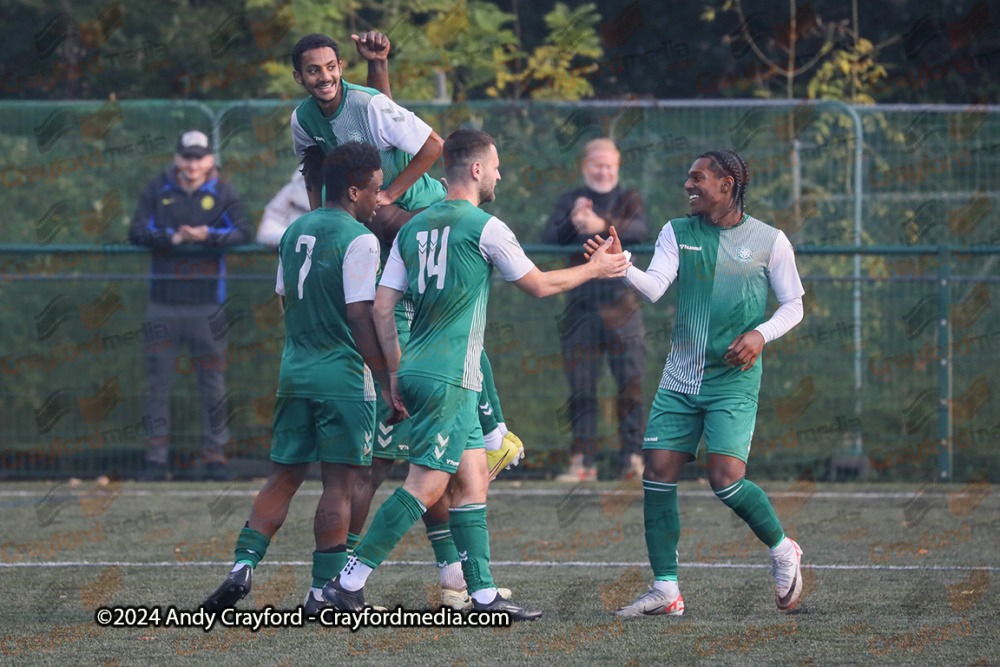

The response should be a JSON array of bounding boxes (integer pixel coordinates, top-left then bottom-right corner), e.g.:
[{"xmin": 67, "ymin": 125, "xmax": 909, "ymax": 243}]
[{"xmin": 486, "ymin": 432, "xmax": 525, "ymax": 481}]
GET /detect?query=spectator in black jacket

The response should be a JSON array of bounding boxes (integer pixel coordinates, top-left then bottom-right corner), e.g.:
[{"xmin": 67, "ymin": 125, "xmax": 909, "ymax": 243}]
[
  {"xmin": 129, "ymin": 130, "xmax": 252, "ymax": 480},
  {"xmin": 543, "ymin": 138, "xmax": 648, "ymax": 481}
]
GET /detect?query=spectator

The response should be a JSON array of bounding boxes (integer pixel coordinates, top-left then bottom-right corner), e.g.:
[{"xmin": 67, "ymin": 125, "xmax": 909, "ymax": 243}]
[
  {"xmin": 542, "ymin": 138, "xmax": 648, "ymax": 481},
  {"xmin": 255, "ymin": 170, "xmax": 310, "ymax": 246},
  {"xmin": 128, "ymin": 130, "xmax": 252, "ymax": 480}
]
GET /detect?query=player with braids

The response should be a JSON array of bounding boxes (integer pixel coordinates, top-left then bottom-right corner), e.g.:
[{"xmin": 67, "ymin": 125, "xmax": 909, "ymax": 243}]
[
  {"xmin": 698, "ymin": 150, "xmax": 749, "ymax": 220},
  {"xmin": 584, "ymin": 149, "xmax": 807, "ymax": 616}
]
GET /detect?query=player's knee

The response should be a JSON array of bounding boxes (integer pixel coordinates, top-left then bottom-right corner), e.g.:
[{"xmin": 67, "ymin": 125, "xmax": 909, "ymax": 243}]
[{"xmin": 708, "ymin": 469, "xmax": 743, "ymax": 492}]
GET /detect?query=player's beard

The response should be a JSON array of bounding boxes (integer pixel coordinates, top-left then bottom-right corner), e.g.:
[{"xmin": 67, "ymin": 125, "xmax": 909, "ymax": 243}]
[{"xmin": 479, "ymin": 180, "xmax": 497, "ymax": 204}]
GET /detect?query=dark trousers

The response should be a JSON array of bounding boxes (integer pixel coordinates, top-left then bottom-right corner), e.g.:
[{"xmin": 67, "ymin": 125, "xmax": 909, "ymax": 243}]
[
  {"xmin": 558, "ymin": 297, "xmax": 646, "ymax": 467},
  {"xmin": 144, "ymin": 302, "xmax": 228, "ymax": 466}
]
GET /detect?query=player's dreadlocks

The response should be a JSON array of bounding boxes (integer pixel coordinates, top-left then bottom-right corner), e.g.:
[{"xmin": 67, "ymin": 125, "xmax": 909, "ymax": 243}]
[
  {"xmin": 300, "ymin": 145, "xmax": 325, "ymax": 195},
  {"xmin": 698, "ymin": 150, "xmax": 749, "ymax": 217}
]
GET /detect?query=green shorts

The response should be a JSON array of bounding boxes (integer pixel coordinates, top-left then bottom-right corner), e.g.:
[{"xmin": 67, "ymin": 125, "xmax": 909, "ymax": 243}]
[
  {"xmin": 398, "ymin": 374, "xmax": 483, "ymax": 473},
  {"xmin": 394, "ymin": 172, "xmax": 446, "ymax": 212},
  {"xmin": 642, "ymin": 389, "xmax": 758, "ymax": 463},
  {"xmin": 374, "ymin": 394, "xmax": 410, "ymax": 460},
  {"xmin": 271, "ymin": 396, "xmax": 375, "ymax": 465}
]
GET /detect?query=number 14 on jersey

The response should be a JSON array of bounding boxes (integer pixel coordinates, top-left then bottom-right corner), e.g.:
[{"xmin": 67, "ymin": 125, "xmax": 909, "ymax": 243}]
[{"xmin": 417, "ymin": 227, "xmax": 449, "ymax": 294}]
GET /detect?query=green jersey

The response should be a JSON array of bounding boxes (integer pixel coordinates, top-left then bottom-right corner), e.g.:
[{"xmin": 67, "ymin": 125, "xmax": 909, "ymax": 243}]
[
  {"xmin": 380, "ymin": 200, "xmax": 535, "ymax": 391},
  {"xmin": 628, "ymin": 214, "xmax": 804, "ymax": 399},
  {"xmin": 289, "ymin": 82, "xmax": 446, "ymax": 211},
  {"xmin": 275, "ymin": 208, "xmax": 380, "ymax": 400}
]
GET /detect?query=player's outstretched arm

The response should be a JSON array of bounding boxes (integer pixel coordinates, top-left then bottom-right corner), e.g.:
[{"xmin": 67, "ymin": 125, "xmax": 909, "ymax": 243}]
[
  {"xmin": 513, "ymin": 237, "xmax": 630, "ymax": 298},
  {"xmin": 377, "ymin": 131, "xmax": 444, "ymax": 207},
  {"xmin": 373, "ymin": 285, "xmax": 408, "ymax": 423},
  {"xmin": 584, "ymin": 224, "xmax": 678, "ymax": 304}
]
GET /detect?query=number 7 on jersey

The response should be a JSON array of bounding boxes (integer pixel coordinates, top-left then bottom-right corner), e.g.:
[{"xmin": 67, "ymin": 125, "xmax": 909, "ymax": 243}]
[{"xmin": 296, "ymin": 234, "xmax": 316, "ymax": 299}]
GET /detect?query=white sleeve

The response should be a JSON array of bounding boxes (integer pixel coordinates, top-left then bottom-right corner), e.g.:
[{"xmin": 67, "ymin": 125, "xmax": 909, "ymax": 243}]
[
  {"xmin": 479, "ymin": 217, "xmax": 535, "ymax": 281},
  {"xmin": 290, "ymin": 109, "xmax": 315, "ymax": 157},
  {"xmin": 275, "ymin": 258, "xmax": 285, "ymax": 296},
  {"xmin": 766, "ymin": 231, "xmax": 806, "ymax": 303},
  {"xmin": 754, "ymin": 297, "xmax": 803, "ymax": 343},
  {"xmin": 343, "ymin": 234, "xmax": 380, "ymax": 304},
  {"xmin": 623, "ymin": 223, "xmax": 679, "ymax": 302},
  {"xmin": 380, "ymin": 237, "xmax": 409, "ymax": 291},
  {"xmin": 366, "ymin": 93, "xmax": 433, "ymax": 155},
  {"xmin": 753, "ymin": 232, "xmax": 806, "ymax": 343}
]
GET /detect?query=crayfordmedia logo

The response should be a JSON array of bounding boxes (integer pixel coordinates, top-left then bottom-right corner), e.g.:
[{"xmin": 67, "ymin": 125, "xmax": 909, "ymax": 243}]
[
  {"xmin": 599, "ymin": 2, "xmax": 643, "ymax": 49},
  {"xmin": 772, "ymin": 376, "xmax": 818, "ymax": 424},
  {"xmin": 207, "ymin": 2, "xmax": 295, "ymax": 58},
  {"xmin": 34, "ymin": 97, "xmax": 123, "ymax": 153},
  {"xmin": 34, "ymin": 189, "xmax": 122, "ymax": 245},
  {"xmin": 34, "ymin": 1, "xmax": 122, "ymax": 59},
  {"xmin": 34, "ymin": 282, "xmax": 124, "ymax": 341}
]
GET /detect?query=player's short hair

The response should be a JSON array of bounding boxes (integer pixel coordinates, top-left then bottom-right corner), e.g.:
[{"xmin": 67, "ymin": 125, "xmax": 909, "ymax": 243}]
[
  {"xmin": 698, "ymin": 150, "xmax": 749, "ymax": 215},
  {"xmin": 582, "ymin": 138, "xmax": 620, "ymax": 160},
  {"xmin": 292, "ymin": 34, "xmax": 340, "ymax": 72},
  {"xmin": 323, "ymin": 142, "xmax": 382, "ymax": 203},
  {"xmin": 442, "ymin": 128, "xmax": 496, "ymax": 179}
]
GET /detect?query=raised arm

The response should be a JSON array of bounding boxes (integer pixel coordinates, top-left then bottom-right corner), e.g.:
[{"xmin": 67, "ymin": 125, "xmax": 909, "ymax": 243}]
[{"xmin": 355, "ymin": 31, "xmax": 392, "ymax": 98}]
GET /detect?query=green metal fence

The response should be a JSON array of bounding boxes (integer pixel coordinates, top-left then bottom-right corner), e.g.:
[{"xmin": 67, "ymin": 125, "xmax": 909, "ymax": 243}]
[{"xmin": 1, "ymin": 99, "xmax": 997, "ymax": 482}]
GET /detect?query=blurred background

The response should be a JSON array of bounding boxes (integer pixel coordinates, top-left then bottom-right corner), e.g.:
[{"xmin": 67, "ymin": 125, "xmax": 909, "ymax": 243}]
[{"xmin": 1, "ymin": 0, "xmax": 998, "ymax": 483}]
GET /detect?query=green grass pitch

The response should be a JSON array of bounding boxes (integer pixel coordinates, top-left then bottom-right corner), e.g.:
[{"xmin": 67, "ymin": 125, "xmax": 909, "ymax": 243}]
[{"xmin": 1, "ymin": 479, "xmax": 998, "ymax": 665}]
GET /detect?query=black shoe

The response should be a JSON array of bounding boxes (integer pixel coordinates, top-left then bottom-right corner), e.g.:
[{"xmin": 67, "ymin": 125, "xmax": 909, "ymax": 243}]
[
  {"xmin": 206, "ymin": 462, "xmax": 231, "ymax": 481},
  {"xmin": 303, "ymin": 590, "xmax": 334, "ymax": 618},
  {"xmin": 322, "ymin": 576, "xmax": 365, "ymax": 611},
  {"xmin": 135, "ymin": 462, "xmax": 167, "ymax": 482},
  {"xmin": 472, "ymin": 593, "xmax": 543, "ymax": 621},
  {"xmin": 203, "ymin": 566, "xmax": 252, "ymax": 612}
]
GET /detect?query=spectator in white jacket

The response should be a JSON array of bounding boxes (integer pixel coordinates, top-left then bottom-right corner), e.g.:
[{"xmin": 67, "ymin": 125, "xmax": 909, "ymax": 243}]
[{"xmin": 256, "ymin": 170, "xmax": 311, "ymax": 246}]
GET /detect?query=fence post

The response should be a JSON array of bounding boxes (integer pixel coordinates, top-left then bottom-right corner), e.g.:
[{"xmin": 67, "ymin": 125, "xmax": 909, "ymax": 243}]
[{"xmin": 937, "ymin": 246, "xmax": 952, "ymax": 482}]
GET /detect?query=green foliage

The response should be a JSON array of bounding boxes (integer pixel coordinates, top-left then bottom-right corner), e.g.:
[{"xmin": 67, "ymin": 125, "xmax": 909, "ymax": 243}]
[
  {"xmin": 807, "ymin": 38, "xmax": 888, "ymax": 104},
  {"xmin": 489, "ymin": 3, "xmax": 604, "ymax": 101}
]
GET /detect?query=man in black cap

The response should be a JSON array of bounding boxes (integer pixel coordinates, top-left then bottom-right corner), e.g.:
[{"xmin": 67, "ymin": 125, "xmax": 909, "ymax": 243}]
[{"xmin": 129, "ymin": 130, "xmax": 253, "ymax": 480}]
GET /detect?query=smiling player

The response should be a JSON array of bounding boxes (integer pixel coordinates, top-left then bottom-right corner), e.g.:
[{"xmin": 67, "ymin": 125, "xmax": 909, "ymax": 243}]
[{"xmin": 584, "ymin": 150, "xmax": 807, "ymax": 616}]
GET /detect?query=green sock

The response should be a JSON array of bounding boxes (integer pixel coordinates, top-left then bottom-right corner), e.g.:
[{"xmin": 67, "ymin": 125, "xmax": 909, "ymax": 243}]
[
  {"xmin": 425, "ymin": 522, "xmax": 460, "ymax": 567},
  {"xmin": 346, "ymin": 532, "xmax": 361, "ymax": 553},
  {"xmin": 449, "ymin": 505, "xmax": 496, "ymax": 593},
  {"xmin": 354, "ymin": 488, "xmax": 426, "ymax": 568},
  {"xmin": 234, "ymin": 527, "xmax": 271, "ymax": 568},
  {"xmin": 715, "ymin": 478, "xmax": 785, "ymax": 548},
  {"xmin": 312, "ymin": 549, "xmax": 349, "ymax": 589},
  {"xmin": 643, "ymin": 480, "xmax": 680, "ymax": 581}
]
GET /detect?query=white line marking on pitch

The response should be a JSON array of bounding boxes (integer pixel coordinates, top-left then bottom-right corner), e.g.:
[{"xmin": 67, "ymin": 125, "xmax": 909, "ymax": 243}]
[
  {"xmin": 0, "ymin": 489, "xmax": 987, "ymax": 500},
  {"xmin": 0, "ymin": 561, "xmax": 996, "ymax": 571}
]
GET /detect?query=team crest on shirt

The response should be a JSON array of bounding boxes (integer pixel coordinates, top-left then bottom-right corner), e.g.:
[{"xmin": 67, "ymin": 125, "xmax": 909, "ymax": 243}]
[
  {"xmin": 736, "ymin": 245, "xmax": 753, "ymax": 261},
  {"xmin": 201, "ymin": 195, "xmax": 215, "ymax": 210},
  {"xmin": 348, "ymin": 131, "xmax": 364, "ymax": 143}
]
